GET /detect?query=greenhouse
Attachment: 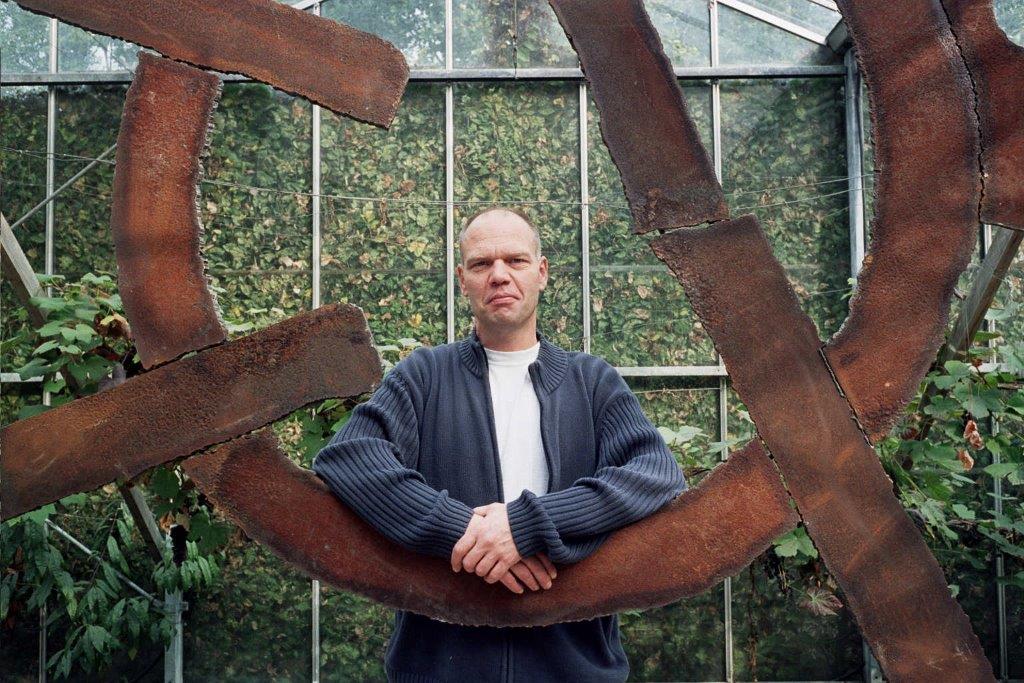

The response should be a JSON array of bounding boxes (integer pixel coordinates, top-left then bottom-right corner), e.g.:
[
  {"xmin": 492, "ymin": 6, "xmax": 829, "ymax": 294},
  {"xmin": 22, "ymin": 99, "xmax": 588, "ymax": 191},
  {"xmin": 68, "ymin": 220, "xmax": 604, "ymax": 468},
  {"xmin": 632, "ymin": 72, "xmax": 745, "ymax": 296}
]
[{"xmin": 1, "ymin": 0, "xmax": 1022, "ymax": 680}]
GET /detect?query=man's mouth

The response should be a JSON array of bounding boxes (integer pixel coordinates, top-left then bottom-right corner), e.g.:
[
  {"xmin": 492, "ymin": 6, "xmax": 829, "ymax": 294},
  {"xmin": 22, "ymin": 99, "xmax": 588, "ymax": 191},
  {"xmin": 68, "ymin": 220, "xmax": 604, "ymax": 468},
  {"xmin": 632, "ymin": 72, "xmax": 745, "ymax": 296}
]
[{"xmin": 488, "ymin": 294, "xmax": 518, "ymax": 304}]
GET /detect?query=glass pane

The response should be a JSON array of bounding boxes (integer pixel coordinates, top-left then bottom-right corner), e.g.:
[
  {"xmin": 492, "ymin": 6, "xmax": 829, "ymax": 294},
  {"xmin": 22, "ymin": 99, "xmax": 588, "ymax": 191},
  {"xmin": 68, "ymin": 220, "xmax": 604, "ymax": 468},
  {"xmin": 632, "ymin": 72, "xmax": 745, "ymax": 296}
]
[
  {"xmin": 647, "ymin": 0, "xmax": 711, "ymax": 67},
  {"xmin": 630, "ymin": 377, "xmax": 720, "ymax": 481},
  {"xmin": 0, "ymin": 3, "xmax": 49, "ymax": 74},
  {"xmin": 321, "ymin": 0, "xmax": 444, "ymax": 68},
  {"xmin": 719, "ymin": 5, "xmax": 838, "ymax": 66},
  {"xmin": 0, "ymin": 382, "xmax": 42, "ymax": 427},
  {"xmin": 1010, "ymin": 554, "xmax": 1024, "ymax": 679},
  {"xmin": 183, "ymin": 539, "xmax": 313, "ymax": 680},
  {"xmin": 623, "ymin": 378, "xmax": 725, "ymax": 681},
  {"xmin": 516, "ymin": 0, "xmax": 576, "ymax": 68},
  {"xmin": 622, "ymin": 586, "xmax": 726, "ymax": 682},
  {"xmin": 731, "ymin": 560, "xmax": 864, "ymax": 680},
  {"xmin": 997, "ymin": 409, "xmax": 1024, "ymax": 678},
  {"xmin": 319, "ymin": 586, "xmax": 392, "ymax": 681},
  {"xmin": 860, "ymin": 76, "xmax": 876, "ymax": 244},
  {"xmin": 453, "ymin": 82, "xmax": 582, "ymax": 350},
  {"xmin": 320, "ymin": 84, "xmax": 446, "ymax": 346},
  {"xmin": 588, "ymin": 83, "xmax": 717, "ymax": 367},
  {"xmin": 995, "ymin": 0, "xmax": 1024, "ymax": 46},
  {"xmin": 744, "ymin": 0, "xmax": 842, "ymax": 35},
  {"xmin": 989, "ymin": 231, "xmax": 1024, "ymax": 347},
  {"xmin": 1, "ymin": 86, "xmax": 47, "ymax": 374},
  {"xmin": 202, "ymin": 84, "xmax": 313, "ymax": 333},
  {"xmin": 721, "ymin": 78, "xmax": 850, "ymax": 339},
  {"xmin": 453, "ymin": 0, "xmax": 514, "ymax": 68},
  {"xmin": 58, "ymin": 22, "xmax": 137, "ymax": 72},
  {"xmin": 53, "ymin": 85, "xmax": 126, "ymax": 279}
]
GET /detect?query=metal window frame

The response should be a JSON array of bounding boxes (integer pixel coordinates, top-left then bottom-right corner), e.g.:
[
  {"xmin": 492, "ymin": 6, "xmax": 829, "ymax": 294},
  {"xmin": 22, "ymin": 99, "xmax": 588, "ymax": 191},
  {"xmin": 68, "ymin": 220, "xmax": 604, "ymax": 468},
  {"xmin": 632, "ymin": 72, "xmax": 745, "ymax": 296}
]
[{"xmin": 717, "ymin": 0, "xmax": 831, "ymax": 45}]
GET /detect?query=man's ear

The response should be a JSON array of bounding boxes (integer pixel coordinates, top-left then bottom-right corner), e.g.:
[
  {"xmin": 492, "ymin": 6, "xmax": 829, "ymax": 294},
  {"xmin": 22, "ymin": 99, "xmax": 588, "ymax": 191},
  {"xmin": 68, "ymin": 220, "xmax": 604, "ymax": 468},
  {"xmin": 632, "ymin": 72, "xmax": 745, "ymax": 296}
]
[
  {"xmin": 456, "ymin": 263, "xmax": 466, "ymax": 296},
  {"xmin": 538, "ymin": 256, "xmax": 549, "ymax": 290}
]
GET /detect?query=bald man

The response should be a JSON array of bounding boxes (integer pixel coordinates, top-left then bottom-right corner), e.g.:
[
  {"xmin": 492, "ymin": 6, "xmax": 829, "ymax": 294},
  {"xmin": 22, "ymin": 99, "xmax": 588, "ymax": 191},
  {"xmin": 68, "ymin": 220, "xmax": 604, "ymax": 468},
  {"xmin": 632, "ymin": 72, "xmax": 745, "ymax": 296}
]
[{"xmin": 313, "ymin": 206, "xmax": 686, "ymax": 682}]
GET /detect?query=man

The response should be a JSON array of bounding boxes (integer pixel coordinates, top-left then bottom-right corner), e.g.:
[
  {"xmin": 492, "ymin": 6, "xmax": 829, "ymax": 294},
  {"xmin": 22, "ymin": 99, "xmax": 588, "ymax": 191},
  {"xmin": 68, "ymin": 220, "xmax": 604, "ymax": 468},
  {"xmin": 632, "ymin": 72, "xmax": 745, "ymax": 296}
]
[{"xmin": 312, "ymin": 207, "xmax": 686, "ymax": 682}]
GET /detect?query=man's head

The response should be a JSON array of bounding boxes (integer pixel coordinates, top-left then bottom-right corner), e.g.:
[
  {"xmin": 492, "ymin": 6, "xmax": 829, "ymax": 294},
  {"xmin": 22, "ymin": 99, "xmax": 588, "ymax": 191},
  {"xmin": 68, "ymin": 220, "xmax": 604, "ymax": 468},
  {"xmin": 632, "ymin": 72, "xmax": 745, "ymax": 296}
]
[{"xmin": 456, "ymin": 207, "xmax": 549, "ymax": 348}]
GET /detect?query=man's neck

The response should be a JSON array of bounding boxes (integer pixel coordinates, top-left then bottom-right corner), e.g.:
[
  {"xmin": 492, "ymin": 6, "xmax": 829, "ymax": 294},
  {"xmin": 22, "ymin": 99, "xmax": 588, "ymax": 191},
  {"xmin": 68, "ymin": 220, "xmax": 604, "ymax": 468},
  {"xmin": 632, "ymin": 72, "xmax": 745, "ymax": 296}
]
[{"xmin": 475, "ymin": 322, "xmax": 538, "ymax": 352}]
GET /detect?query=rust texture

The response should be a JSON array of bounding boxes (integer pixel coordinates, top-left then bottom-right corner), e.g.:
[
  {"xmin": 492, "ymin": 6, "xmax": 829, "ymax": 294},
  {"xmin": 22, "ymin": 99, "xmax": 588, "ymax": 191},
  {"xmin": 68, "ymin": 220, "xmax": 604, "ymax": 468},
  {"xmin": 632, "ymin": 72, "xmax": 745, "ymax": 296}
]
[
  {"xmin": 826, "ymin": 0, "xmax": 982, "ymax": 440},
  {"xmin": 547, "ymin": 0, "xmax": 728, "ymax": 233},
  {"xmin": 941, "ymin": 0, "xmax": 1024, "ymax": 232},
  {"xmin": 0, "ymin": 304, "xmax": 381, "ymax": 521},
  {"xmin": 182, "ymin": 431, "xmax": 796, "ymax": 627},
  {"xmin": 15, "ymin": 0, "xmax": 409, "ymax": 127},
  {"xmin": 652, "ymin": 216, "xmax": 993, "ymax": 681},
  {"xmin": 112, "ymin": 53, "xmax": 226, "ymax": 369}
]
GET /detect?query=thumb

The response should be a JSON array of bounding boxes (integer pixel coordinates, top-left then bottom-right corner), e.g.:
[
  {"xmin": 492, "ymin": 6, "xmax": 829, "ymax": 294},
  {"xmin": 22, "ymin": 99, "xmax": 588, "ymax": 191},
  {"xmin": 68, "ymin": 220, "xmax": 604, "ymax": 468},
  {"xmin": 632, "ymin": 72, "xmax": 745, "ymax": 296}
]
[{"xmin": 473, "ymin": 506, "xmax": 489, "ymax": 515}]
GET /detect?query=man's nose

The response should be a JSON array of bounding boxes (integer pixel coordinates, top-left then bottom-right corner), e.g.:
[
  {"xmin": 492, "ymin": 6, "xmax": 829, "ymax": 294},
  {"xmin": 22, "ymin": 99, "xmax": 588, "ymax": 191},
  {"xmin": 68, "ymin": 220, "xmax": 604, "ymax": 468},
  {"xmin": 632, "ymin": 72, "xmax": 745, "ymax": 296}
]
[{"xmin": 489, "ymin": 260, "xmax": 511, "ymax": 283}]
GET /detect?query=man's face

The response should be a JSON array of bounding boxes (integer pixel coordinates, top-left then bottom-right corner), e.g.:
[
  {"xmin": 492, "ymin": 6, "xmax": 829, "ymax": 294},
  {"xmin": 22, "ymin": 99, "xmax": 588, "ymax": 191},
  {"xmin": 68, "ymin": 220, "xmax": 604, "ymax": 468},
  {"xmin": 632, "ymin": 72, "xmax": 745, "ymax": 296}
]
[{"xmin": 456, "ymin": 211, "xmax": 549, "ymax": 336}]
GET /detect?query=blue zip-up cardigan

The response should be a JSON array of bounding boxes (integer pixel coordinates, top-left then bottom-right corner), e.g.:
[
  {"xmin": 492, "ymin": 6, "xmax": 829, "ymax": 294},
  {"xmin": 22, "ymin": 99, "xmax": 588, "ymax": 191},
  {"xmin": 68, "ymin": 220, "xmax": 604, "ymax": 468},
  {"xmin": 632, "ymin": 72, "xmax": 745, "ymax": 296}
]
[{"xmin": 312, "ymin": 330, "xmax": 686, "ymax": 683}]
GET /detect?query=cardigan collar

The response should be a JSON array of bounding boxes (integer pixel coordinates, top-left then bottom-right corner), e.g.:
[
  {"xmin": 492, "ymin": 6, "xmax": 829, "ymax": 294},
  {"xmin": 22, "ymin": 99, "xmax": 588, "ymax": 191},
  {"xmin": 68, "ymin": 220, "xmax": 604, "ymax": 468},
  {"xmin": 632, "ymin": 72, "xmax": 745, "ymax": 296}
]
[{"xmin": 457, "ymin": 326, "xmax": 569, "ymax": 394}]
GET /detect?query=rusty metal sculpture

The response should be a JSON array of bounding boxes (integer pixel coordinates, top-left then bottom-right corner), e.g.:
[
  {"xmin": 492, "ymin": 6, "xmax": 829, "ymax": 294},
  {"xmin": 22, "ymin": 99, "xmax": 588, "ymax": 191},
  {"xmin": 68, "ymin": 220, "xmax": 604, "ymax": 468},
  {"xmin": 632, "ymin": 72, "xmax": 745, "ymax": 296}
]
[
  {"xmin": 111, "ymin": 53, "xmax": 227, "ymax": 368},
  {"xmin": 1, "ymin": 0, "xmax": 1014, "ymax": 679},
  {"xmin": 14, "ymin": 0, "xmax": 408, "ymax": 127}
]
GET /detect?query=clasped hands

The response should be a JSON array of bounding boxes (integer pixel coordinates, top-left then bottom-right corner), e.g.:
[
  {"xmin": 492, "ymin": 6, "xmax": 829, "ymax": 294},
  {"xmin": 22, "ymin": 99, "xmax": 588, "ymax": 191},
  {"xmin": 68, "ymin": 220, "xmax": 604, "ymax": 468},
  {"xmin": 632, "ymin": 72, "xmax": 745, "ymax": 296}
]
[{"xmin": 450, "ymin": 502, "xmax": 557, "ymax": 594}]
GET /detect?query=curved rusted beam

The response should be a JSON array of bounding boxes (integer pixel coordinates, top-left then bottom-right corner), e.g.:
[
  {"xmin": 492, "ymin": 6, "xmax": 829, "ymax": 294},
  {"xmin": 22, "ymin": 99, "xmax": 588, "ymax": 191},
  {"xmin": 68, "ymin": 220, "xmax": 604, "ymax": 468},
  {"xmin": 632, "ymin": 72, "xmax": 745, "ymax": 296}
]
[
  {"xmin": 548, "ymin": 0, "xmax": 727, "ymax": 233},
  {"xmin": 112, "ymin": 53, "xmax": 226, "ymax": 369},
  {"xmin": 0, "ymin": 305, "xmax": 380, "ymax": 521},
  {"xmin": 15, "ymin": 0, "xmax": 408, "ymax": 127},
  {"xmin": 182, "ymin": 430, "xmax": 796, "ymax": 627},
  {"xmin": 825, "ymin": 0, "xmax": 982, "ymax": 440},
  {"xmin": 940, "ymin": 0, "xmax": 1024, "ymax": 232},
  {"xmin": 652, "ymin": 216, "xmax": 993, "ymax": 681}
]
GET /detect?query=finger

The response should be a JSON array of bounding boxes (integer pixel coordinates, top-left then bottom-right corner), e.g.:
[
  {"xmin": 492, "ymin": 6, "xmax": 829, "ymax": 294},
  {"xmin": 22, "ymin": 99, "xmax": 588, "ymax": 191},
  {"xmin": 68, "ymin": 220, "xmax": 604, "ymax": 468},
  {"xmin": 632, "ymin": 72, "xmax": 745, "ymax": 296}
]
[
  {"xmin": 474, "ymin": 553, "xmax": 498, "ymax": 578},
  {"xmin": 499, "ymin": 571, "xmax": 524, "ymax": 594},
  {"xmin": 451, "ymin": 535, "xmax": 475, "ymax": 572},
  {"xmin": 485, "ymin": 560, "xmax": 509, "ymax": 584},
  {"xmin": 473, "ymin": 506, "xmax": 488, "ymax": 515},
  {"xmin": 537, "ymin": 552, "xmax": 557, "ymax": 579},
  {"xmin": 521, "ymin": 556, "xmax": 552, "ymax": 589},
  {"xmin": 462, "ymin": 545, "xmax": 486, "ymax": 574},
  {"xmin": 510, "ymin": 563, "xmax": 540, "ymax": 591}
]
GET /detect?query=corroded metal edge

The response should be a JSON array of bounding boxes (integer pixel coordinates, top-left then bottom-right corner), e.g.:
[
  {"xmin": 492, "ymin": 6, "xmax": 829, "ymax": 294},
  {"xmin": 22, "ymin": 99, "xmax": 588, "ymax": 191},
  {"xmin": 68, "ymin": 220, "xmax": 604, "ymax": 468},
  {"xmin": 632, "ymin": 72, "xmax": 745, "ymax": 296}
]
[
  {"xmin": 652, "ymin": 215, "xmax": 993, "ymax": 682},
  {"xmin": 0, "ymin": 304, "xmax": 382, "ymax": 520},
  {"xmin": 941, "ymin": 0, "xmax": 1024, "ymax": 232},
  {"xmin": 182, "ymin": 430, "xmax": 796, "ymax": 627},
  {"xmin": 826, "ymin": 0, "xmax": 982, "ymax": 440},
  {"xmin": 15, "ymin": 0, "xmax": 409, "ymax": 127},
  {"xmin": 548, "ymin": 0, "xmax": 728, "ymax": 233},
  {"xmin": 112, "ymin": 52, "xmax": 227, "ymax": 369}
]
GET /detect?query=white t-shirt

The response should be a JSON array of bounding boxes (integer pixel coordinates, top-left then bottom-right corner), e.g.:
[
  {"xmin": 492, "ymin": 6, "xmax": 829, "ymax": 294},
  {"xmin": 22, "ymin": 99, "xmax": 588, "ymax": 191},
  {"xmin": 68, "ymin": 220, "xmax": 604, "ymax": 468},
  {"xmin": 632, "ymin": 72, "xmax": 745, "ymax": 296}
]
[{"xmin": 484, "ymin": 342, "xmax": 549, "ymax": 502}]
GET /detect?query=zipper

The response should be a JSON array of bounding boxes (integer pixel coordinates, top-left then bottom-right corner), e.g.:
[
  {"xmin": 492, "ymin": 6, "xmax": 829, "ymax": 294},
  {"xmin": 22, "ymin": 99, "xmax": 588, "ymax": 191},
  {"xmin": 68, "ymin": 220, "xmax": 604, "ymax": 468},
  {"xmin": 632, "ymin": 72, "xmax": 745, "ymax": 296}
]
[
  {"xmin": 528, "ymin": 362, "xmax": 556, "ymax": 492},
  {"xmin": 477, "ymin": 347, "xmax": 506, "ymax": 501}
]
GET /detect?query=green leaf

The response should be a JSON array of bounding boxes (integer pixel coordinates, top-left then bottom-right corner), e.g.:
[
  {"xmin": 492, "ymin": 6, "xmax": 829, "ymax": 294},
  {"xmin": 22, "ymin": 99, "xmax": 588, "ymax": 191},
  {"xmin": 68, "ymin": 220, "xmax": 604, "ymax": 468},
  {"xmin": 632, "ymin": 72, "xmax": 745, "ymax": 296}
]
[
  {"xmin": 86, "ymin": 624, "xmax": 111, "ymax": 654},
  {"xmin": 943, "ymin": 360, "xmax": 972, "ymax": 379},
  {"xmin": 0, "ymin": 583, "xmax": 10, "ymax": 620},
  {"xmin": 74, "ymin": 323, "xmax": 97, "ymax": 342},
  {"xmin": 984, "ymin": 463, "xmax": 1019, "ymax": 478},
  {"xmin": 37, "ymin": 320, "xmax": 65, "ymax": 337},
  {"xmin": 59, "ymin": 492, "xmax": 88, "ymax": 507},
  {"xmin": 107, "ymin": 536, "xmax": 130, "ymax": 573},
  {"xmin": 32, "ymin": 339, "xmax": 60, "ymax": 356}
]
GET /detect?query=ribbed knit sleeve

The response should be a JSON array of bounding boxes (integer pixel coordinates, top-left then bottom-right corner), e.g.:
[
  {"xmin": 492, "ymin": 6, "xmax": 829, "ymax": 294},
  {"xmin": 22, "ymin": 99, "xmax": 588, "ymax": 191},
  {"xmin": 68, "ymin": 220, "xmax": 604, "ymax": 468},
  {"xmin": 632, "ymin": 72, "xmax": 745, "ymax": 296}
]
[
  {"xmin": 505, "ymin": 389, "xmax": 687, "ymax": 564},
  {"xmin": 312, "ymin": 368, "xmax": 474, "ymax": 559}
]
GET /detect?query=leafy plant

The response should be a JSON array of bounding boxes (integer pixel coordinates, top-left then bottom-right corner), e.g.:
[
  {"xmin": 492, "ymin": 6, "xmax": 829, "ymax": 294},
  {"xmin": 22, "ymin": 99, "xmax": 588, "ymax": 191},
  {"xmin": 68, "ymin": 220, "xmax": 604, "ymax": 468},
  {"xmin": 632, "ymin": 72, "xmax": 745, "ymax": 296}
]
[{"xmin": 2, "ymin": 271, "xmax": 228, "ymax": 680}]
